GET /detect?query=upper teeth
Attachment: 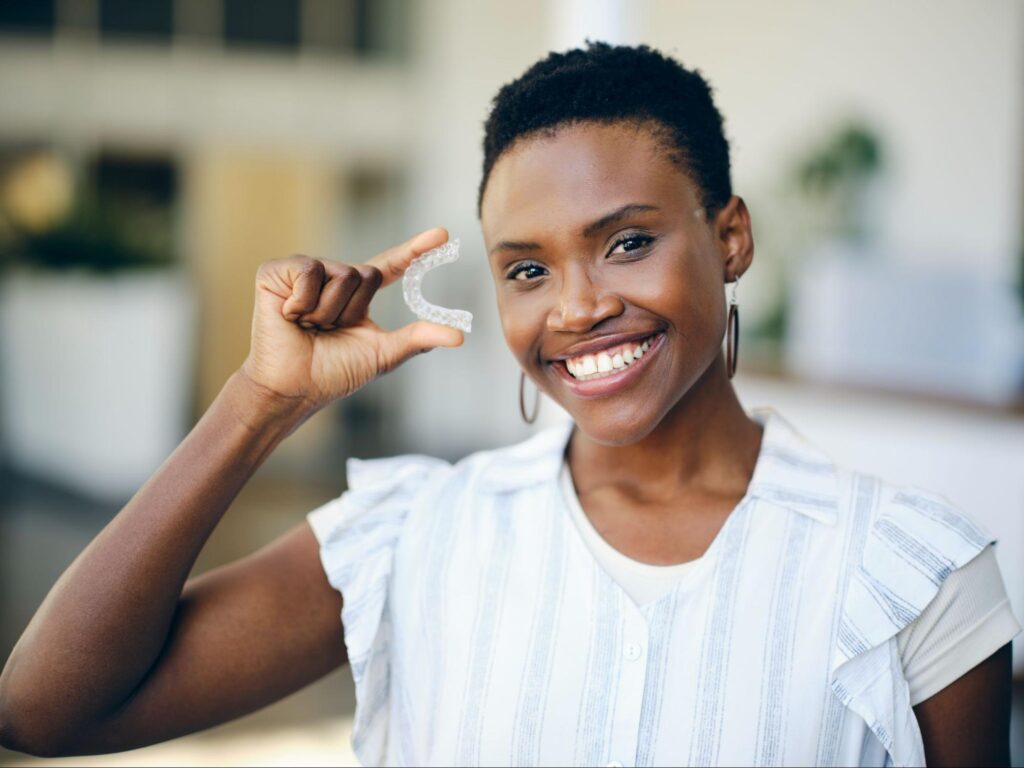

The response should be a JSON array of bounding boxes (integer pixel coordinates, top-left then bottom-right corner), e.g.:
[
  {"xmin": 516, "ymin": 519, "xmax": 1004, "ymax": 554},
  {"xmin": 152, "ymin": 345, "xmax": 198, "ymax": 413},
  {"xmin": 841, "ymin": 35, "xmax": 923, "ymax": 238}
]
[{"xmin": 565, "ymin": 335, "xmax": 656, "ymax": 380}]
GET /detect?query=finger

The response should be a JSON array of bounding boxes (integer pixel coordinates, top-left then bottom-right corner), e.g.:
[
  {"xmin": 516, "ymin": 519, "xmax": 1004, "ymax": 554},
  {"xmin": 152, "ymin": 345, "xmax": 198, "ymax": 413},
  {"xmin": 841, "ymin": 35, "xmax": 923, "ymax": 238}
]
[
  {"xmin": 336, "ymin": 265, "xmax": 383, "ymax": 326},
  {"xmin": 377, "ymin": 320, "xmax": 465, "ymax": 372},
  {"xmin": 364, "ymin": 227, "xmax": 449, "ymax": 288},
  {"xmin": 281, "ymin": 259, "xmax": 327, "ymax": 320},
  {"xmin": 299, "ymin": 267, "xmax": 360, "ymax": 328}
]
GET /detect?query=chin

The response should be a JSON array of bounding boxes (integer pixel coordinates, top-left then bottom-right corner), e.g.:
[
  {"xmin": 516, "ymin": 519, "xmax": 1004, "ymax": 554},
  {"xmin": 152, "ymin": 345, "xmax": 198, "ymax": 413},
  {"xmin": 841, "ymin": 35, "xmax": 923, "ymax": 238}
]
[{"xmin": 567, "ymin": 403, "xmax": 664, "ymax": 447}]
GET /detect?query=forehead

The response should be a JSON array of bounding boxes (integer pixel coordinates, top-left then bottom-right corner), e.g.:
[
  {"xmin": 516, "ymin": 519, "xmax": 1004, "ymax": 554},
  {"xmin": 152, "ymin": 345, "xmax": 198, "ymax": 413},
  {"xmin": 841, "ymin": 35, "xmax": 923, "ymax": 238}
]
[{"xmin": 481, "ymin": 121, "xmax": 697, "ymax": 246}]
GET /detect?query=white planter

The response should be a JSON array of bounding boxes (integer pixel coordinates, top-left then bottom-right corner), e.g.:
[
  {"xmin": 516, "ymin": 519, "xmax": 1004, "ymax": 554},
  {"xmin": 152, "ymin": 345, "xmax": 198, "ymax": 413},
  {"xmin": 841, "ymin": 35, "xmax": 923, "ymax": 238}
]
[
  {"xmin": 0, "ymin": 268, "xmax": 197, "ymax": 503},
  {"xmin": 785, "ymin": 242, "xmax": 1024, "ymax": 406}
]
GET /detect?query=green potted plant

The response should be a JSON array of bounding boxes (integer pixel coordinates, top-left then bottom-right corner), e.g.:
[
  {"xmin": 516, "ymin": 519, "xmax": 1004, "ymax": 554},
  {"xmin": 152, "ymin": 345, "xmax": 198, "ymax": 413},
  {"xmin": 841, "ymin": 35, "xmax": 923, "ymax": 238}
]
[
  {"xmin": 0, "ymin": 151, "xmax": 196, "ymax": 502},
  {"xmin": 792, "ymin": 123, "xmax": 883, "ymax": 245}
]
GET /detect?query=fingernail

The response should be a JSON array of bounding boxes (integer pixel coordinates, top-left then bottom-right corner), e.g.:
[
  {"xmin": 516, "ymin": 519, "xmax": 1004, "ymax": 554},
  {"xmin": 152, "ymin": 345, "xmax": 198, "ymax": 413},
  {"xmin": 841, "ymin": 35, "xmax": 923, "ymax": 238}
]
[{"xmin": 299, "ymin": 321, "xmax": 314, "ymax": 329}]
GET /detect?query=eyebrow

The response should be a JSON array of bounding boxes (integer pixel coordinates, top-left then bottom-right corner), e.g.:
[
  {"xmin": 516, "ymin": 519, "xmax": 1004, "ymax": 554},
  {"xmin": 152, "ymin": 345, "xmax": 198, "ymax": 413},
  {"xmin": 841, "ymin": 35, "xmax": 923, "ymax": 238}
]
[
  {"xmin": 581, "ymin": 203, "xmax": 659, "ymax": 238},
  {"xmin": 488, "ymin": 203, "xmax": 661, "ymax": 257}
]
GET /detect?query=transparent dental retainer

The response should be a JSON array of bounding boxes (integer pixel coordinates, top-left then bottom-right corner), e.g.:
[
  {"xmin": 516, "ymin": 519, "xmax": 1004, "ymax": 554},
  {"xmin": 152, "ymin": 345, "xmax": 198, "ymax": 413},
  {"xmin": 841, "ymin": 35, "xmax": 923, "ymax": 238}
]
[{"xmin": 402, "ymin": 237, "xmax": 473, "ymax": 334}]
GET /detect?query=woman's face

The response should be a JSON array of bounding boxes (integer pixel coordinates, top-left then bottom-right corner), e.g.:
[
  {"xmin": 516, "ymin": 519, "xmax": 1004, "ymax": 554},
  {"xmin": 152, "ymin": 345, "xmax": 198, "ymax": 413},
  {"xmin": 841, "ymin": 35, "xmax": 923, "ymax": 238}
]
[{"xmin": 480, "ymin": 121, "xmax": 751, "ymax": 446}]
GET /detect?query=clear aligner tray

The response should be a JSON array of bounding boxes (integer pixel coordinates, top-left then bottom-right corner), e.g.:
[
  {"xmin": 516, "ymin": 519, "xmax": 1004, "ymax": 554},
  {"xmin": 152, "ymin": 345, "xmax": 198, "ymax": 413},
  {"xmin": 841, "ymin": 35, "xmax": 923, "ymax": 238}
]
[{"xmin": 402, "ymin": 237, "xmax": 473, "ymax": 334}]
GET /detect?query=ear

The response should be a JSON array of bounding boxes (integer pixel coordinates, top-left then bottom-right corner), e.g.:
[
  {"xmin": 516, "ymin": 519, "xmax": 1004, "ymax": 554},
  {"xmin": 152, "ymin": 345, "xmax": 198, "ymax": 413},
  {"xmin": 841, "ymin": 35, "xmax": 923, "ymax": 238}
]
[{"xmin": 713, "ymin": 195, "xmax": 754, "ymax": 282}]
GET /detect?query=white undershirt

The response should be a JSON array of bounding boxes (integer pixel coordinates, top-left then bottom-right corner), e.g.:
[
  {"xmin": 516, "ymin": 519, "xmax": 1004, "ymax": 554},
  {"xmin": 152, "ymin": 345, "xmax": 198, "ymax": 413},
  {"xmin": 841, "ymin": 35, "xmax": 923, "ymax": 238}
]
[{"xmin": 559, "ymin": 459, "xmax": 1021, "ymax": 705}]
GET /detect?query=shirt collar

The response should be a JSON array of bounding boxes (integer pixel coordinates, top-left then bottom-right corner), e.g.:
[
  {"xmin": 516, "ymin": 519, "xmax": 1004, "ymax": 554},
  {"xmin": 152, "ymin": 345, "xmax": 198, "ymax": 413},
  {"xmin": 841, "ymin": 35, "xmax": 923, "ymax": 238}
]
[{"xmin": 478, "ymin": 407, "xmax": 840, "ymax": 526}]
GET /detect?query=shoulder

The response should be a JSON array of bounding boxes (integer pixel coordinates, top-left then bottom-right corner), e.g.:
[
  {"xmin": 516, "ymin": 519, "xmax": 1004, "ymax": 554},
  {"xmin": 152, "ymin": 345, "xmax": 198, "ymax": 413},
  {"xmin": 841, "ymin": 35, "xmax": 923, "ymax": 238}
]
[
  {"xmin": 863, "ymin": 477, "xmax": 992, "ymax": 568},
  {"xmin": 752, "ymin": 410, "xmax": 995, "ymax": 649},
  {"xmin": 835, "ymin": 467, "xmax": 993, "ymax": 585},
  {"xmin": 305, "ymin": 429, "xmax": 564, "ymax": 603},
  {"xmin": 337, "ymin": 419, "xmax": 574, "ymax": 506},
  {"xmin": 832, "ymin": 466, "xmax": 995, "ymax": 661},
  {"xmin": 759, "ymin": 409, "xmax": 991, "ymax": 558}
]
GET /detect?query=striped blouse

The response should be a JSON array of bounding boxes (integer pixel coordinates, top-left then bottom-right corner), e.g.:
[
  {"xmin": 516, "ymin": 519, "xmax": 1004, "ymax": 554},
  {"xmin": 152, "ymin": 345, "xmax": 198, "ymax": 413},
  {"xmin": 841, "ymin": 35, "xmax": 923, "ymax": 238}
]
[{"xmin": 306, "ymin": 408, "xmax": 1012, "ymax": 767}]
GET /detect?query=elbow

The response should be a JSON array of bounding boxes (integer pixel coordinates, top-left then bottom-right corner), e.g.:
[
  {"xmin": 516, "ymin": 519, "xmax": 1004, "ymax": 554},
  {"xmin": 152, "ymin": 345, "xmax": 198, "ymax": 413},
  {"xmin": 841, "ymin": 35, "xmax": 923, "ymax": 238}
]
[
  {"xmin": 0, "ymin": 651, "xmax": 82, "ymax": 757},
  {"xmin": 0, "ymin": 691, "xmax": 75, "ymax": 758},
  {"xmin": 0, "ymin": 715, "xmax": 34, "ymax": 757},
  {"xmin": 0, "ymin": 716, "xmax": 74, "ymax": 758},
  {"xmin": 0, "ymin": 714, "xmax": 51, "ymax": 758},
  {"xmin": 0, "ymin": 651, "xmax": 99, "ymax": 757},
  {"xmin": 0, "ymin": 700, "xmax": 30, "ymax": 756}
]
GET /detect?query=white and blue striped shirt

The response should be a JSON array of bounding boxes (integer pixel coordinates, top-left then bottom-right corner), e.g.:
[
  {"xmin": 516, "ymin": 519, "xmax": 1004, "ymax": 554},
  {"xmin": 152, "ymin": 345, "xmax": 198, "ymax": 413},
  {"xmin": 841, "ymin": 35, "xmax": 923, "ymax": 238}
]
[{"xmin": 307, "ymin": 408, "xmax": 1001, "ymax": 767}]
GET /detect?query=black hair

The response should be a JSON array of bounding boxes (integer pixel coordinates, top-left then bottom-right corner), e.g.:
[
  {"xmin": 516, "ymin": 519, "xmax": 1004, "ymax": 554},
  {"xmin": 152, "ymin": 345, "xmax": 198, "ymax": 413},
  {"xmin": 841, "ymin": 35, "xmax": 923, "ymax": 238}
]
[{"xmin": 478, "ymin": 41, "xmax": 732, "ymax": 220}]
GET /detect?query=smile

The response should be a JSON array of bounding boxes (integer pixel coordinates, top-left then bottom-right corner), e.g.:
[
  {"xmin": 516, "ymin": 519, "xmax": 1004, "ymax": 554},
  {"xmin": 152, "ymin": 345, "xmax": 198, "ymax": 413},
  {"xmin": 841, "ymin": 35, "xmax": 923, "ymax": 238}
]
[{"xmin": 551, "ymin": 332, "xmax": 665, "ymax": 397}]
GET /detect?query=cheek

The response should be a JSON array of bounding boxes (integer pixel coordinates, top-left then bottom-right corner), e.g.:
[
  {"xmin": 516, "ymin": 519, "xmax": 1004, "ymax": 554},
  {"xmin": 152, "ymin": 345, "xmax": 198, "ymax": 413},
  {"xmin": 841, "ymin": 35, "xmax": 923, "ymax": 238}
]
[
  {"xmin": 497, "ymin": 291, "xmax": 545, "ymax": 363},
  {"xmin": 622, "ymin": 246, "xmax": 720, "ymax": 327}
]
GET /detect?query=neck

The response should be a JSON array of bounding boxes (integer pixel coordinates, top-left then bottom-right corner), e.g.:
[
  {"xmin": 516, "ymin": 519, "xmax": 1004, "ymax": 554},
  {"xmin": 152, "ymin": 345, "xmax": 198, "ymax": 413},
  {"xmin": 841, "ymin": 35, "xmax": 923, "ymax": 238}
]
[{"xmin": 565, "ymin": 356, "xmax": 763, "ymax": 501}]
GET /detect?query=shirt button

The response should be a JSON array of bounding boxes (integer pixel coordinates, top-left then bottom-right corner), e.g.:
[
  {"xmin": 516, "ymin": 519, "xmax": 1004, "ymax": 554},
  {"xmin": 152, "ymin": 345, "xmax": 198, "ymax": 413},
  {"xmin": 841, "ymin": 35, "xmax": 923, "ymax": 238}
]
[{"xmin": 623, "ymin": 642, "xmax": 643, "ymax": 661}]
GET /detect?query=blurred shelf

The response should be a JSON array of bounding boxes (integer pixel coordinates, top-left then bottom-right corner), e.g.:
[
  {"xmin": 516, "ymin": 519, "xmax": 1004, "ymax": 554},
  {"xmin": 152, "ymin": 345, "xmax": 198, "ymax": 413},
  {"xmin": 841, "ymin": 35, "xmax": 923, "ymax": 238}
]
[{"xmin": 738, "ymin": 360, "xmax": 1024, "ymax": 420}]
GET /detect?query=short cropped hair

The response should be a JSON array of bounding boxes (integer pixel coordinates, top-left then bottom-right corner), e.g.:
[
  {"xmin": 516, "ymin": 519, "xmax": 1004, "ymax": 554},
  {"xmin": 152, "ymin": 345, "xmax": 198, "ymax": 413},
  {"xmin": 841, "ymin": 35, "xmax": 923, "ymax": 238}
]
[{"xmin": 478, "ymin": 41, "xmax": 732, "ymax": 219}]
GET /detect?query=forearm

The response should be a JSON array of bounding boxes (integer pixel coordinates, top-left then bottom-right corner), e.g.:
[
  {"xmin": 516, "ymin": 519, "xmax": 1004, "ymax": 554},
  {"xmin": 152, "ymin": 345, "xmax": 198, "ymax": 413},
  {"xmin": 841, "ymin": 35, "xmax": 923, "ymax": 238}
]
[{"xmin": 0, "ymin": 370, "xmax": 316, "ymax": 742}]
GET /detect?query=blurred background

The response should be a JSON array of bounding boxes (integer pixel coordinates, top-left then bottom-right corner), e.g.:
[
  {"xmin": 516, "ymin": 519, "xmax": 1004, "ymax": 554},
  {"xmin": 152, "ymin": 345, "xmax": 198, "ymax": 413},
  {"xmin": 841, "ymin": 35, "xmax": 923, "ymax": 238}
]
[{"xmin": 0, "ymin": 0, "xmax": 1022, "ymax": 765}]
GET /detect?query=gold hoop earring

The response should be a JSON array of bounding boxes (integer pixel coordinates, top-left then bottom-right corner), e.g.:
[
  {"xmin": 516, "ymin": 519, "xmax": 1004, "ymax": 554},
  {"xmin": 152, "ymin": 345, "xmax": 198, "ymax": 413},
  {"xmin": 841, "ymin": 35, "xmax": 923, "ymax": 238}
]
[
  {"xmin": 726, "ymin": 273, "xmax": 740, "ymax": 379},
  {"xmin": 519, "ymin": 371, "xmax": 540, "ymax": 424}
]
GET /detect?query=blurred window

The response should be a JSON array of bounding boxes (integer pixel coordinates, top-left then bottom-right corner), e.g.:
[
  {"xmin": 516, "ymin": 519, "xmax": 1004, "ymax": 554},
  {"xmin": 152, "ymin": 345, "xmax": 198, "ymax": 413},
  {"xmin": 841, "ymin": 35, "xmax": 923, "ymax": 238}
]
[
  {"xmin": 224, "ymin": 0, "xmax": 301, "ymax": 52},
  {"xmin": 91, "ymin": 153, "xmax": 178, "ymax": 208},
  {"xmin": 351, "ymin": 0, "xmax": 409, "ymax": 61},
  {"xmin": 297, "ymin": 0, "xmax": 409, "ymax": 59},
  {"xmin": 0, "ymin": 0, "xmax": 409, "ymax": 61},
  {"xmin": 100, "ymin": 0, "xmax": 174, "ymax": 42},
  {"xmin": 86, "ymin": 151, "xmax": 181, "ymax": 267},
  {"xmin": 302, "ymin": 0, "xmax": 357, "ymax": 53},
  {"xmin": 0, "ymin": 0, "xmax": 56, "ymax": 37}
]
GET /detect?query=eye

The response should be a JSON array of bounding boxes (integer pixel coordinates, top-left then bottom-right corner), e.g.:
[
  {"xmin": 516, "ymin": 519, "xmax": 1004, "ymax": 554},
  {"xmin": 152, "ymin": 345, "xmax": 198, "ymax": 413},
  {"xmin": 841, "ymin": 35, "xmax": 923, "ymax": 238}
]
[
  {"xmin": 608, "ymin": 233, "xmax": 655, "ymax": 256},
  {"xmin": 506, "ymin": 262, "xmax": 547, "ymax": 281}
]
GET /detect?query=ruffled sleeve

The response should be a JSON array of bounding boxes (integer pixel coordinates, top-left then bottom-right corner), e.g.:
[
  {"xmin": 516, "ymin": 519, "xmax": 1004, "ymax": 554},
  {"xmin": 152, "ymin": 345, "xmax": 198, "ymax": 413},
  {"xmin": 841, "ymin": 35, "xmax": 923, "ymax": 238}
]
[
  {"xmin": 831, "ymin": 478, "xmax": 995, "ymax": 767},
  {"xmin": 306, "ymin": 453, "xmax": 452, "ymax": 767}
]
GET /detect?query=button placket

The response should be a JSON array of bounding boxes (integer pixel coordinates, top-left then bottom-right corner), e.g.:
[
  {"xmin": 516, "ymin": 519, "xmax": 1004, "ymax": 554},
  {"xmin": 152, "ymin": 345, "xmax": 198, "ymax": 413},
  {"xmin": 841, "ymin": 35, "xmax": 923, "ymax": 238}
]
[{"xmin": 607, "ymin": 603, "xmax": 650, "ymax": 768}]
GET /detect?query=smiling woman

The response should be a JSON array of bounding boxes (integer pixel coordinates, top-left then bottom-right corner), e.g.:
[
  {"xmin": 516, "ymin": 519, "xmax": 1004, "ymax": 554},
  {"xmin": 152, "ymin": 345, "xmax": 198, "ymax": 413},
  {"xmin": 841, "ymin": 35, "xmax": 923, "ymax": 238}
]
[
  {"xmin": 482, "ymin": 120, "xmax": 745, "ymax": 446},
  {"xmin": 0, "ymin": 41, "xmax": 1018, "ymax": 768}
]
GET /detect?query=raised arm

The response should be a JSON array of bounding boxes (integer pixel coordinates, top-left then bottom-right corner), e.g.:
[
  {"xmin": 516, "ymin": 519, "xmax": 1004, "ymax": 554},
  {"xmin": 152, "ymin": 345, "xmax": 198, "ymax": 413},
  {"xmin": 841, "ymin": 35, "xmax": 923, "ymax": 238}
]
[{"xmin": 0, "ymin": 228, "xmax": 464, "ymax": 757}]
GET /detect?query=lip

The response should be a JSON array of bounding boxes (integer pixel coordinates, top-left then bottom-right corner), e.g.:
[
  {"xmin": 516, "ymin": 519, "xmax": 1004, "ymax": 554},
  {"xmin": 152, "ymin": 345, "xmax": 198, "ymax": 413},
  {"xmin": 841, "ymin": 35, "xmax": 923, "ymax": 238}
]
[
  {"xmin": 549, "ymin": 330, "xmax": 663, "ymax": 362},
  {"xmin": 551, "ymin": 331, "xmax": 666, "ymax": 398}
]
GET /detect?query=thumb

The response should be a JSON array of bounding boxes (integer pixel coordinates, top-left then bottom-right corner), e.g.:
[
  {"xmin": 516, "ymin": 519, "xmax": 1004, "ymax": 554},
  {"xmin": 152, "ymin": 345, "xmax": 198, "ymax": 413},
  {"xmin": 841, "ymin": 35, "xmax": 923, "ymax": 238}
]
[{"xmin": 378, "ymin": 320, "xmax": 465, "ymax": 370}]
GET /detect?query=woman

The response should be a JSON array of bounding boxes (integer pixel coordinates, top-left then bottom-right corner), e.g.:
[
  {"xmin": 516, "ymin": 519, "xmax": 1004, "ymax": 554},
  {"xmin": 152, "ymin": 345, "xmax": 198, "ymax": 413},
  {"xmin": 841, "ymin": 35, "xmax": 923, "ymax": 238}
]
[{"xmin": 0, "ymin": 42, "xmax": 1018, "ymax": 767}]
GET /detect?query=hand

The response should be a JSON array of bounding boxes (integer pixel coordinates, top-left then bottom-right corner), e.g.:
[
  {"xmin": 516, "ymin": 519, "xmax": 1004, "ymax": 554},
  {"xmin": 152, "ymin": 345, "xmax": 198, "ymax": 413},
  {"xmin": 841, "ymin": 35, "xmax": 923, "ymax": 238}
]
[{"xmin": 240, "ymin": 227, "xmax": 464, "ymax": 411}]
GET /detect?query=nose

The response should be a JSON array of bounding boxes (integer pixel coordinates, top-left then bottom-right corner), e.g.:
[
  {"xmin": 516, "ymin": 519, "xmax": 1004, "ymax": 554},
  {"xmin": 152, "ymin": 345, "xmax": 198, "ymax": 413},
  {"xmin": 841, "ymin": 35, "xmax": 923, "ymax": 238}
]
[{"xmin": 546, "ymin": 264, "xmax": 623, "ymax": 333}]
